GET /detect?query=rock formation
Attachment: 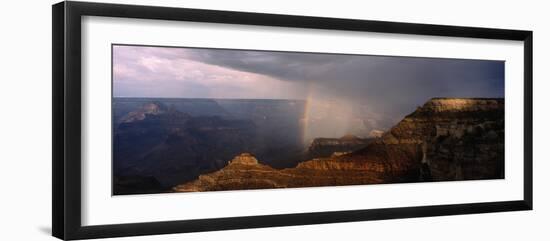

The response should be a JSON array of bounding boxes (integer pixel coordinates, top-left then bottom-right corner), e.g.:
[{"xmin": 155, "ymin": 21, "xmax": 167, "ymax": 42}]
[
  {"xmin": 368, "ymin": 130, "xmax": 385, "ymax": 138},
  {"xmin": 120, "ymin": 102, "xmax": 167, "ymax": 123},
  {"xmin": 375, "ymin": 98, "xmax": 505, "ymax": 180},
  {"xmin": 307, "ymin": 134, "xmax": 373, "ymax": 158},
  {"xmin": 172, "ymin": 152, "xmax": 384, "ymax": 192},
  {"xmin": 173, "ymin": 98, "xmax": 505, "ymax": 192}
]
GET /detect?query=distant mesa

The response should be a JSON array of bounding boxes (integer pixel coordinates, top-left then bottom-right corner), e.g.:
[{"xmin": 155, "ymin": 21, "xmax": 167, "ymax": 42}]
[
  {"xmin": 330, "ymin": 151, "xmax": 351, "ymax": 157},
  {"xmin": 368, "ymin": 129, "xmax": 384, "ymax": 138},
  {"xmin": 307, "ymin": 134, "xmax": 372, "ymax": 158},
  {"xmin": 339, "ymin": 134, "xmax": 362, "ymax": 141},
  {"xmin": 120, "ymin": 102, "xmax": 166, "ymax": 123}
]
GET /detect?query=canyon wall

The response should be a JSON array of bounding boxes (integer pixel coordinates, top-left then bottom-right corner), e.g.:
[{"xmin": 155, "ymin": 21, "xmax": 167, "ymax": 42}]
[{"xmin": 173, "ymin": 98, "xmax": 505, "ymax": 192}]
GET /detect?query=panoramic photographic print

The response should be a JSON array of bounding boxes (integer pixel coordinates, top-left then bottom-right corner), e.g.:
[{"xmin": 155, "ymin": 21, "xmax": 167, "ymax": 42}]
[{"xmin": 112, "ymin": 44, "xmax": 505, "ymax": 195}]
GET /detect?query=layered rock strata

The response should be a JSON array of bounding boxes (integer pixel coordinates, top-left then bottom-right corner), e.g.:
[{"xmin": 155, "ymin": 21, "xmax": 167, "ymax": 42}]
[{"xmin": 173, "ymin": 98, "xmax": 505, "ymax": 192}]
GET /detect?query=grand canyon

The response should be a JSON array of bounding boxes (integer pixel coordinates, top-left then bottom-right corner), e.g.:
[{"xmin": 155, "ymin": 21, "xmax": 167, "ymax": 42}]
[
  {"xmin": 112, "ymin": 44, "xmax": 505, "ymax": 195},
  {"xmin": 113, "ymin": 97, "xmax": 504, "ymax": 194}
]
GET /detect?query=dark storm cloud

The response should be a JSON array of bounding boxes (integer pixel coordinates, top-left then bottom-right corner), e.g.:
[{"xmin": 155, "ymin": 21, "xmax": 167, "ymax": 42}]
[
  {"xmin": 184, "ymin": 48, "xmax": 504, "ymax": 119},
  {"xmin": 186, "ymin": 49, "xmax": 351, "ymax": 81},
  {"xmin": 113, "ymin": 45, "xmax": 504, "ymax": 126}
]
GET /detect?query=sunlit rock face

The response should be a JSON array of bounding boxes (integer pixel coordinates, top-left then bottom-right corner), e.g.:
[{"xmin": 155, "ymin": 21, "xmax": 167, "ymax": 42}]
[
  {"xmin": 380, "ymin": 98, "xmax": 505, "ymax": 180},
  {"xmin": 228, "ymin": 152, "xmax": 259, "ymax": 165},
  {"xmin": 418, "ymin": 98, "xmax": 503, "ymax": 113},
  {"xmin": 173, "ymin": 98, "xmax": 505, "ymax": 192},
  {"xmin": 368, "ymin": 129, "xmax": 384, "ymax": 138},
  {"xmin": 172, "ymin": 152, "xmax": 385, "ymax": 192},
  {"xmin": 173, "ymin": 153, "xmax": 280, "ymax": 192}
]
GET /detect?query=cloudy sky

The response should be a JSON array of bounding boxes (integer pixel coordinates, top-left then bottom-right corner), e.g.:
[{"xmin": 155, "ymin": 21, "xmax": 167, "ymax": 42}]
[{"xmin": 113, "ymin": 44, "xmax": 504, "ymax": 126}]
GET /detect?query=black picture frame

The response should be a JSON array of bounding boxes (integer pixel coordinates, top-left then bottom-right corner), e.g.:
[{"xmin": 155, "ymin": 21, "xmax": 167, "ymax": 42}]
[{"xmin": 52, "ymin": 1, "xmax": 533, "ymax": 240}]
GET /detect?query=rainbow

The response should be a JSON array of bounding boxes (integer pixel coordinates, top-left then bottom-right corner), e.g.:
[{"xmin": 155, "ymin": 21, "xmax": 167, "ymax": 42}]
[{"xmin": 301, "ymin": 88, "xmax": 314, "ymax": 146}]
